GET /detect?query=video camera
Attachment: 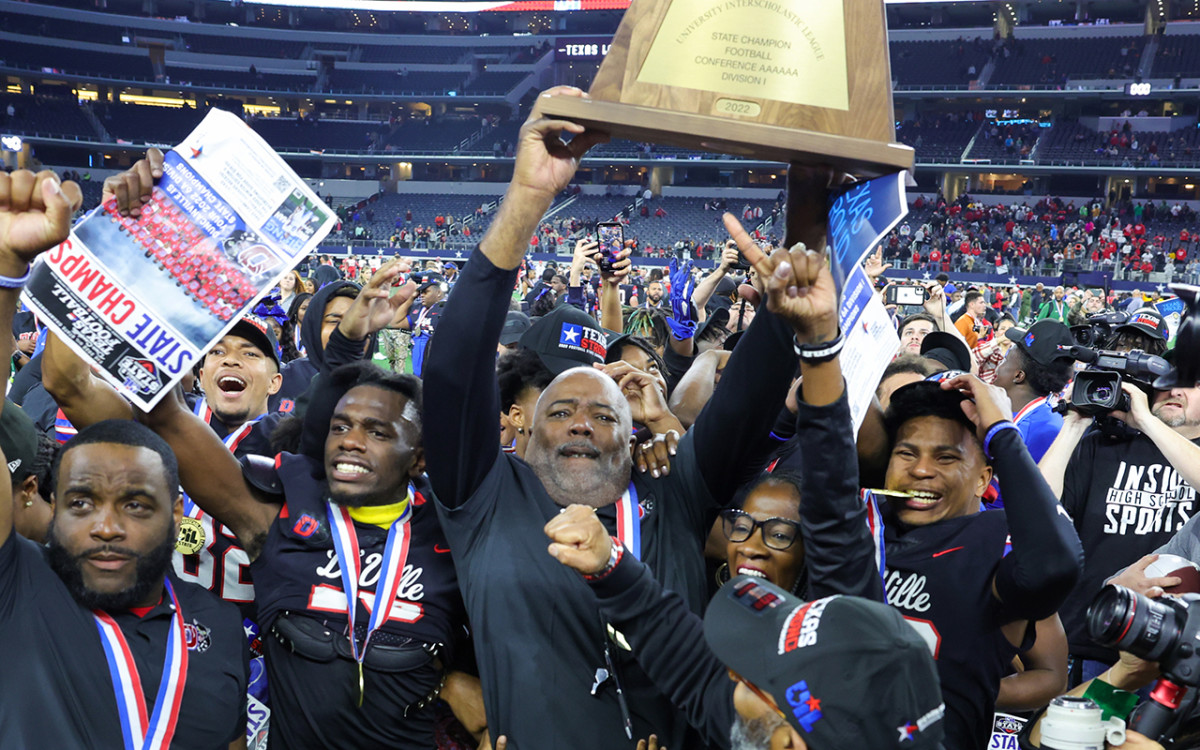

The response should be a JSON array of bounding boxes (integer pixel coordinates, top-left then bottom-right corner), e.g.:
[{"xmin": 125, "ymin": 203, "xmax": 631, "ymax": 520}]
[
  {"xmin": 1059, "ymin": 346, "xmax": 1170, "ymax": 417},
  {"xmin": 1155, "ymin": 283, "xmax": 1199, "ymax": 391},
  {"xmin": 1070, "ymin": 311, "xmax": 1130, "ymax": 349},
  {"xmin": 1087, "ymin": 584, "xmax": 1200, "ymax": 743}
]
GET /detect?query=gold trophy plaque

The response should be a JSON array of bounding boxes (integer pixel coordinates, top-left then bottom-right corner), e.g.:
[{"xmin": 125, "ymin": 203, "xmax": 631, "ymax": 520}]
[{"xmin": 540, "ymin": 0, "xmax": 913, "ymax": 178}]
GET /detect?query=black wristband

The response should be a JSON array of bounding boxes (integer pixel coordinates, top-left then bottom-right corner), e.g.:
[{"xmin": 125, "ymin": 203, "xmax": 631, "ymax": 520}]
[{"xmin": 794, "ymin": 332, "xmax": 844, "ymax": 363}]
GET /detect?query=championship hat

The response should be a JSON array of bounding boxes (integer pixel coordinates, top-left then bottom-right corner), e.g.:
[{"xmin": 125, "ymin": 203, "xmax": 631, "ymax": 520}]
[
  {"xmin": 519, "ymin": 305, "xmax": 607, "ymax": 374},
  {"xmin": 1115, "ymin": 307, "xmax": 1169, "ymax": 343},
  {"xmin": 228, "ymin": 314, "xmax": 281, "ymax": 369},
  {"xmin": 705, "ymin": 576, "xmax": 945, "ymax": 749}
]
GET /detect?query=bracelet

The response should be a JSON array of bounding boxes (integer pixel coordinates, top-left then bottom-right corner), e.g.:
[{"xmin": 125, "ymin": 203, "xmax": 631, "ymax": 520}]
[
  {"xmin": 794, "ymin": 332, "xmax": 844, "ymax": 363},
  {"xmin": 982, "ymin": 421, "xmax": 1019, "ymax": 459},
  {"xmin": 584, "ymin": 537, "xmax": 625, "ymax": 582},
  {"xmin": 0, "ymin": 266, "xmax": 32, "ymax": 289}
]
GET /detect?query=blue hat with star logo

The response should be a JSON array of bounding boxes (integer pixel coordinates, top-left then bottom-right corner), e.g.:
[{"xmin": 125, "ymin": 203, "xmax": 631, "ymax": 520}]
[{"xmin": 705, "ymin": 576, "xmax": 945, "ymax": 748}]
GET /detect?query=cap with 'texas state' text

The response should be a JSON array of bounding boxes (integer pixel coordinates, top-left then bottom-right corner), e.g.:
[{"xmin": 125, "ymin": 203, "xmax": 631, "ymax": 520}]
[{"xmin": 518, "ymin": 305, "xmax": 607, "ymax": 375}]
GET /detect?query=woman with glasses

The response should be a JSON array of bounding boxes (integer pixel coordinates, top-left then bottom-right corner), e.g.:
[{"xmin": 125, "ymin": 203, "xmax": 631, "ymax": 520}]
[{"xmin": 717, "ymin": 473, "xmax": 808, "ymax": 595}]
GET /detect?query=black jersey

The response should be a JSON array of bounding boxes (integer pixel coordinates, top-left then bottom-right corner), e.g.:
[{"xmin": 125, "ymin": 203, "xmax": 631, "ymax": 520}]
[
  {"xmin": 172, "ymin": 409, "xmax": 279, "ymax": 617},
  {"xmin": 884, "ymin": 510, "xmax": 1031, "ymax": 750},
  {"xmin": 250, "ymin": 452, "xmax": 465, "ymax": 750}
]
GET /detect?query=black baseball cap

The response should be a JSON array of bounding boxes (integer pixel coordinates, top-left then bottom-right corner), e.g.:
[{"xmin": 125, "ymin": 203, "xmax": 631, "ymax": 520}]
[
  {"xmin": 705, "ymin": 576, "xmax": 945, "ymax": 748},
  {"xmin": 518, "ymin": 305, "xmax": 607, "ymax": 374},
  {"xmin": 499, "ymin": 311, "xmax": 532, "ymax": 347},
  {"xmin": 696, "ymin": 307, "xmax": 731, "ymax": 341},
  {"xmin": 920, "ymin": 331, "xmax": 972, "ymax": 373},
  {"xmin": 0, "ymin": 400, "xmax": 38, "ymax": 484},
  {"xmin": 228, "ymin": 314, "xmax": 281, "ymax": 369},
  {"xmin": 1004, "ymin": 319, "xmax": 1075, "ymax": 366},
  {"xmin": 417, "ymin": 274, "xmax": 446, "ymax": 294},
  {"xmin": 1116, "ymin": 307, "xmax": 1169, "ymax": 343}
]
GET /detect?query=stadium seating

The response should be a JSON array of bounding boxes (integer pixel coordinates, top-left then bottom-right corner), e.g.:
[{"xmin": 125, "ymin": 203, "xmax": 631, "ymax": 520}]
[
  {"xmin": 890, "ymin": 39, "xmax": 991, "ymax": 88},
  {"xmin": 896, "ymin": 116, "xmax": 978, "ymax": 163},
  {"xmin": 1153, "ymin": 35, "xmax": 1200, "ymax": 78},
  {"xmin": 98, "ymin": 102, "xmax": 217, "ymax": 145},
  {"xmin": 325, "ymin": 68, "xmax": 468, "ymax": 95},
  {"xmin": 0, "ymin": 39, "xmax": 154, "ymax": 81},
  {"xmin": 164, "ymin": 66, "xmax": 318, "ymax": 92},
  {"xmin": 358, "ymin": 45, "xmax": 465, "ymax": 64},
  {"xmin": 0, "ymin": 92, "xmax": 96, "ymax": 139},
  {"xmin": 965, "ymin": 122, "xmax": 1043, "ymax": 164},
  {"xmin": 179, "ymin": 35, "xmax": 310, "ymax": 58},
  {"xmin": 989, "ymin": 36, "xmax": 1140, "ymax": 85}
]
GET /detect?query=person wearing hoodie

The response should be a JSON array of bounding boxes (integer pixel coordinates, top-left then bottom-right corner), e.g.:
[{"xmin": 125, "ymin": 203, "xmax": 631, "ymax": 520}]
[{"xmin": 269, "ymin": 280, "xmax": 379, "ymax": 415}]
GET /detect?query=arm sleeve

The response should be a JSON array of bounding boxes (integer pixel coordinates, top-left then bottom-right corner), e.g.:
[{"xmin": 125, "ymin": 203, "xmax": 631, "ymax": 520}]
[
  {"xmin": 690, "ymin": 308, "xmax": 797, "ymax": 506},
  {"xmin": 991, "ymin": 426, "xmax": 1086, "ymax": 623},
  {"xmin": 589, "ymin": 553, "xmax": 734, "ymax": 750},
  {"xmin": 794, "ymin": 392, "xmax": 885, "ymax": 603},
  {"xmin": 323, "ymin": 327, "xmax": 373, "ymax": 371},
  {"xmin": 1153, "ymin": 513, "xmax": 1200, "ymax": 563},
  {"xmin": 423, "ymin": 249, "xmax": 514, "ymax": 508}
]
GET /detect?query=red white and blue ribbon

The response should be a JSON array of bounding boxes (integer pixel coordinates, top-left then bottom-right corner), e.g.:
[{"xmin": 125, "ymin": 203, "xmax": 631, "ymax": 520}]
[
  {"xmin": 615, "ymin": 482, "xmax": 642, "ymax": 561},
  {"xmin": 863, "ymin": 490, "xmax": 888, "ymax": 592},
  {"xmin": 92, "ymin": 578, "xmax": 189, "ymax": 750},
  {"xmin": 325, "ymin": 486, "xmax": 414, "ymax": 663},
  {"xmin": 182, "ymin": 401, "xmax": 260, "ymax": 516},
  {"xmin": 1013, "ymin": 395, "xmax": 1049, "ymax": 425}
]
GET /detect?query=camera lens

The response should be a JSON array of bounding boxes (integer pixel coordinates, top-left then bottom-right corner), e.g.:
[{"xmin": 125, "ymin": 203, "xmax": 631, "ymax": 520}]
[
  {"xmin": 1087, "ymin": 585, "xmax": 1182, "ymax": 662},
  {"xmin": 1090, "ymin": 385, "xmax": 1113, "ymax": 402}
]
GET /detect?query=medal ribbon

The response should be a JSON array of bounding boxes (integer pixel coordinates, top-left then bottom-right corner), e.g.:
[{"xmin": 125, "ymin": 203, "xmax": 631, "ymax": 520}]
[
  {"xmin": 92, "ymin": 578, "xmax": 189, "ymax": 750},
  {"xmin": 1013, "ymin": 395, "xmax": 1048, "ymax": 425},
  {"xmin": 615, "ymin": 482, "xmax": 641, "ymax": 561},
  {"xmin": 325, "ymin": 486, "xmax": 414, "ymax": 663}
]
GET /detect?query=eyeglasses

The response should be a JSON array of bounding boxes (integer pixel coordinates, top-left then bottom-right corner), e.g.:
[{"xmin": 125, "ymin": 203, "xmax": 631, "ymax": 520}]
[{"xmin": 720, "ymin": 509, "xmax": 802, "ymax": 551}]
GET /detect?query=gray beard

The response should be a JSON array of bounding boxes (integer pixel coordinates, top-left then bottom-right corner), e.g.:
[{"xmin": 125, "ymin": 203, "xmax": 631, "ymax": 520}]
[
  {"xmin": 730, "ymin": 712, "xmax": 785, "ymax": 750},
  {"xmin": 525, "ymin": 448, "xmax": 632, "ymax": 509}
]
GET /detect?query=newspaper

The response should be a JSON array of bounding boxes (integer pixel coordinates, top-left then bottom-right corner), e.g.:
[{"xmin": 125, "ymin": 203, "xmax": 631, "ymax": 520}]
[
  {"xmin": 838, "ymin": 264, "xmax": 900, "ymax": 435},
  {"xmin": 22, "ymin": 109, "xmax": 334, "ymax": 410}
]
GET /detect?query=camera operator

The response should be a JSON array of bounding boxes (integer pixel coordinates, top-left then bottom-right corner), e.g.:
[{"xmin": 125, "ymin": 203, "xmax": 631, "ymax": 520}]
[{"xmin": 1039, "ymin": 373, "xmax": 1200, "ymax": 687}]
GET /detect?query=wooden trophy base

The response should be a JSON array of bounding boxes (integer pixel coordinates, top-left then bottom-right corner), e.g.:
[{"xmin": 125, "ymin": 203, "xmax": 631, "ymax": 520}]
[{"xmin": 541, "ymin": 96, "xmax": 914, "ymax": 179}]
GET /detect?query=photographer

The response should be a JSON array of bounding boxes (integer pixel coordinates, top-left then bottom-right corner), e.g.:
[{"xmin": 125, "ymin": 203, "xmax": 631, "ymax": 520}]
[{"xmin": 1039, "ymin": 376, "xmax": 1200, "ymax": 687}]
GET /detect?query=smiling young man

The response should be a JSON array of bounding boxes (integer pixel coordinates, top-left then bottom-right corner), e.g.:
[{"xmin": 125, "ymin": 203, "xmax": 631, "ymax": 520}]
[
  {"xmin": 0, "ymin": 168, "xmax": 247, "ymax": 749},
  {"xmin": 140, "ymin": 267, "xmax": 479, "ymax": 749},
  {"xmin": 879, "ymin": 377, "xmax": 1082, "ymax": 750}
]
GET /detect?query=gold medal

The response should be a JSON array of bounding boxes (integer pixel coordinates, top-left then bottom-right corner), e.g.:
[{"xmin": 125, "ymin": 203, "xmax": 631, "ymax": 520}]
[{"xmin": 175, "ymin": 517, "xmax": 206, "ymax": 554}]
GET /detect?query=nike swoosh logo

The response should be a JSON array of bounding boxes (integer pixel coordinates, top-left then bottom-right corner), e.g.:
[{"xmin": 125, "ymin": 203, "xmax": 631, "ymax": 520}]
[
  {"xmin": 434, "ymin": 545, "xmax": 452, "ymax": 554},
  {"xmin": 932, "ymin": 546, "xmax": 964, "ymax": 558}
]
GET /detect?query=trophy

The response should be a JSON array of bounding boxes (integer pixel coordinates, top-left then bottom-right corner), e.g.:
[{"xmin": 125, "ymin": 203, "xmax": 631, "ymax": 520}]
[{"xmin": 539, "ymin": 0, "xmax": 913, "ymax": 178}]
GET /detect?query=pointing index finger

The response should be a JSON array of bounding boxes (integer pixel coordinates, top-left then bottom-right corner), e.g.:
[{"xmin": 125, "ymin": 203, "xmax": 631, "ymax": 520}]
[{"xmin": 722, "ymin": 212, "xmax": 773, "ymax": 281}]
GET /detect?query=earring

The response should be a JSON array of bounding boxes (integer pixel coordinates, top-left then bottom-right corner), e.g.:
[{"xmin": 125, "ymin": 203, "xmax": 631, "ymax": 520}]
[
  {"xmin": 23, "ymin": 500, "xmax": 33, "ymax": 508},
  {"xmin": 517, "ymin": 428, "xmax": 525, "ymax": 435},
  {"xmin": 714, "ymin": 562, "xmax": 730, "ymax": 587}
]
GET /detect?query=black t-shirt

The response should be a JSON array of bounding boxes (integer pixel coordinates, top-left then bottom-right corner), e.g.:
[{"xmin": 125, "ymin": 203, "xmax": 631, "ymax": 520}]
[
  {"xmin": 249, "ymin": 453, "xmax": 464, "ymax": 750},
  {"xmin": 0, "ymin": 534, "xmax": 247, "ymax": 749},
  {"xmin": 1060, "ymin": 431, "xmax": 1200, "ymax": 660},
  {"xmin": 885, "ymin": 510, "xmax": 1030, "ymax": 750}
]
